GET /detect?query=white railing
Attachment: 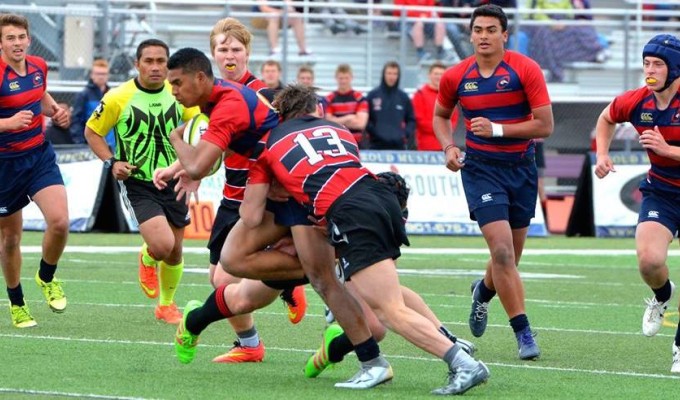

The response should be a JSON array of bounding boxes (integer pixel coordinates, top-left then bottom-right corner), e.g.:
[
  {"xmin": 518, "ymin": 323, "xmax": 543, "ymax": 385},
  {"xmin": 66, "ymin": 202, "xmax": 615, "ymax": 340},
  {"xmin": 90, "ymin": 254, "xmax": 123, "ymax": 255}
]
[{"xmin": 13, "ymin": 0, "xmax": 680, "ymax": 98}]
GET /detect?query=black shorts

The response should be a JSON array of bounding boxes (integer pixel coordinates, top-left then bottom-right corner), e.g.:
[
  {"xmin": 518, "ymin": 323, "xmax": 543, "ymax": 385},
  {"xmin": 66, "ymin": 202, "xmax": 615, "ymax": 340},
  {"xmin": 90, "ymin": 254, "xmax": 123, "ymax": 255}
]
[
  {"xmin": 326, "ymin": 177, "xmax": 409, "ymax": 281},
  {"xmin": 119, "ymin": 178, "xmax": 190, "ymax": 228},
  {"xmin": 207, "ymin": 199, "xmax": 241, "ymax": 265}
]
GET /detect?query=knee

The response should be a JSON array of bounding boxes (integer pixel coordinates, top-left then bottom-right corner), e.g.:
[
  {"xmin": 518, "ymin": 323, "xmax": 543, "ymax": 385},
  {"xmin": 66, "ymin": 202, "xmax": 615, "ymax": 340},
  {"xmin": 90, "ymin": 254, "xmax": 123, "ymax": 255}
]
[
  {"xmin": 638, "ymin": 248, "xmax": 665, "ymax": 276},
  {"xmin": 490, "ymin": 245, "xmax": 515, "ymax": 268},
  {"xmin": 148, "ymin": 241, "xmax": 174, "ymax": 262},
  {"xmin": 0, "ymin": 231, "xmax": 21, "ymax": 252},
  {"xmin": 227, "ymin": 295, "xmax": 254, "ymax": 315},
  {"xmin": 211, "ymin": 269, "xmax": 239, "ymax": 289},
  {"xmin": 47, "ymin": 214, "xmax": 70, "ymax": 238}
]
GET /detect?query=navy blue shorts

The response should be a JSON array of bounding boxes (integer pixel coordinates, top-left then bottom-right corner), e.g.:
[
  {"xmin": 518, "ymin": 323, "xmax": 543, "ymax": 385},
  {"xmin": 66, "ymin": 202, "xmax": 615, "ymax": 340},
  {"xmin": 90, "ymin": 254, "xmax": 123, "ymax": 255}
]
[
  {"xmin": 266, "ymin": 198, "xmax": 312, "ymax": 227},
  {"xmin": 638, "ymin": 179, "xmax": 680, "ymax": 236},
  {"xmin": 461, "ymin": 154, "xmax": 537, "ymax": 229},
  {"xmin": 0, "ymin": 142, "xmax": 64, "ymax": 217}
]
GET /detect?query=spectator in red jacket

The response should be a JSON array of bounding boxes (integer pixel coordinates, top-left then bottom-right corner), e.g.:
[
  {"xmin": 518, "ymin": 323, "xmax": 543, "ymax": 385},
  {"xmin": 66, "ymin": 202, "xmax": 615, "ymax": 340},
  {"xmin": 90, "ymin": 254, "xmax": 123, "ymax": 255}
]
[{"xmin": 412, "ymin": 61, "xmax": 459, "ymax": 150}]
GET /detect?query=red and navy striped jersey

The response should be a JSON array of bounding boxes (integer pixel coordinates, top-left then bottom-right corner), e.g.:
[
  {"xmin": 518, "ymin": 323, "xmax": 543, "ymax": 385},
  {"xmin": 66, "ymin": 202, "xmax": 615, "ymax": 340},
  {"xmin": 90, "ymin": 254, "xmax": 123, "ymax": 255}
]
[
  {"xmin": 200, "ymin": 78, "xmax": 278, "ymax": 203},
  {"xmin": 0, "ymin": 55, "xmax": 47, "ymax": 156},
  {"xmin": 325, "ymin": 89, "xmax": 368, "ymax": 144},
  {"xmin": 249, "ymin": 115, "xmax": 372, "ymax": 221},
  {"xmin": 219, "ymin": 72, "xmax": 271, "ymax": 204},
  {"xmin": 438, "ymin": 50, "xmax": 551, "ymax": 161},
  {"xmin": 609, "ymin": 87, "xmax": 680, "ymax": 191}
]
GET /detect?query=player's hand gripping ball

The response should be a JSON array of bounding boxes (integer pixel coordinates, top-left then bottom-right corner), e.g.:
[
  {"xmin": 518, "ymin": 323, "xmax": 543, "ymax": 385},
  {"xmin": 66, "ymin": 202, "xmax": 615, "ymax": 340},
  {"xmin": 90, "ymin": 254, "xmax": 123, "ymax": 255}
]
[{"xmin": 183, "ymin": 113, "xmax": 223, "ymax": 176}]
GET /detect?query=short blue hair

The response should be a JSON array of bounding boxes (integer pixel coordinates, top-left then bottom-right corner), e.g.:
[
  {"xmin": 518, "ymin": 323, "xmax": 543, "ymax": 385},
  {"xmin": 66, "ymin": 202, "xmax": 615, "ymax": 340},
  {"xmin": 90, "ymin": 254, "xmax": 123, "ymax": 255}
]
[{"xmin": 643, "ymin": 34, "xmax": 680, "ymax": 91}]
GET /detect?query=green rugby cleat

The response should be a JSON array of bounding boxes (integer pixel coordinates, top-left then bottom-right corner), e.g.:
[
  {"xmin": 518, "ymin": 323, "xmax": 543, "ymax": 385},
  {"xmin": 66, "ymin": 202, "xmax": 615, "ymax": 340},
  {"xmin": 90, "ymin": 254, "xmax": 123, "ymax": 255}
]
[
  {"xmin": 10, "ymin": 303, "xmax": 37, "ymax": 328},
  {"xmin": 35, "ymin": 271, "xmax": 66, "ymax": 312},
  {"xmin": 174, "ymin": 300, "xmax": 203, "ymax": 364},
  {"xmin": 304, "ymin": 323, "xmax": 344, "ymax": 378}
]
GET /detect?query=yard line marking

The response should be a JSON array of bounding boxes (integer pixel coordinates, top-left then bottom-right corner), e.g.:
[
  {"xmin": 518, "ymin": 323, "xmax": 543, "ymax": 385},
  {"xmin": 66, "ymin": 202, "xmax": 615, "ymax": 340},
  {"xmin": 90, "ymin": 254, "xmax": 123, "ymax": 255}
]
[
  {"xmin": 21, "ymin": 246, "xmax": 678, "ymax": 256},
  {"xmin": 1, "ymin": 333, "xmax": 678, "ymax": 381},
  {"xmin": 0, "ymin": 388, "xmax": 157, "ymax": 400}
]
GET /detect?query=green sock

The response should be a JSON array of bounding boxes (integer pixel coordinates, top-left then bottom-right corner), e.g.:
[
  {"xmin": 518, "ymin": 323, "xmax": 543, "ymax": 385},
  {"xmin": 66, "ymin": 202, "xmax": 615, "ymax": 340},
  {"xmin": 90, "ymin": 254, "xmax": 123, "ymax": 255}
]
[
  {"xmin": 159, "ymin": 259, "xmax": 183, "ymax": 306},
  {"xmin": 141, "ymin": 243, "xmax": 158, "ymax": 267}
]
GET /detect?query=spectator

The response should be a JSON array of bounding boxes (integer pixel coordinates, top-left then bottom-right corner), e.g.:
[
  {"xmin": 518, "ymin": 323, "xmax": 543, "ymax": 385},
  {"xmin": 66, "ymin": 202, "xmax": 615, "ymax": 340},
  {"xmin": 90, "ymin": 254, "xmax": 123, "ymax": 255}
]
[
  {"xmin": 296, "ymin": 64, "xmax": 327, "ymax": 109},
  {"xmin": 260, "ymin": 59, "xmax": 283, "ymax": 90},
  {"xmin": 257, "ymin": 0, "xmax": 312, "ymax": 57},
  {"xmin": 365, "ymin": 61, "xmax": 415, "ymax": 149},
  {"xmin": 438, "ymin": 0, "xmax": 475, "ymax": 62},
  {"xmin": 45, "ymin": 102, "xmax": 74, "ymax": 145},
  {"xmin": 71, "ymin": 58, "xmax": 113, "ymax": 147},
  {"xmin": 325, "ymin": 63, "xmax": 369, "ymax": 148},
  {"xmin": 412, "ymin": 61, "xmax": 459, "ymax": 150},
  {"xmin": 296, "ymin": 64, "xmax": 314, "ymax": 87},
  {"xmin": 394, "ymin": 0, "xmax": 447, "ymax": 62},
  {"xmin": 524, "ymin": 0, "xmax": 608, "ymax": 83},
  {"xmin": 316, "ymin": 0, "xmax": 369, "ymax": 35}
]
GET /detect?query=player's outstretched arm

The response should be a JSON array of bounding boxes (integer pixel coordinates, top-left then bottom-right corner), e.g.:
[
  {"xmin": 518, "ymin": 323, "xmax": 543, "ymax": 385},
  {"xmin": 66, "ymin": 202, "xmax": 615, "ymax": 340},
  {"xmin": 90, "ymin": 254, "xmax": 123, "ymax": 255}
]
[{"xmin": 240, "ymin": 182, "xmax": 270, "ymax": 228}]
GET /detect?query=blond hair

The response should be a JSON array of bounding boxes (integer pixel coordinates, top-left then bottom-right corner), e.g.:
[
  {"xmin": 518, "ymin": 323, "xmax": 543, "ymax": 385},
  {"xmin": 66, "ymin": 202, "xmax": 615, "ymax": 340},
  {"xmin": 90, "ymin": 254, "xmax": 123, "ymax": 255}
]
[
  {"xmin": 335, "ymin": 63, "xmax": 352, "ymax": 76},
  {"xmin": 210, "ymin": 17, "xmax": 252, "ymax": 55}
]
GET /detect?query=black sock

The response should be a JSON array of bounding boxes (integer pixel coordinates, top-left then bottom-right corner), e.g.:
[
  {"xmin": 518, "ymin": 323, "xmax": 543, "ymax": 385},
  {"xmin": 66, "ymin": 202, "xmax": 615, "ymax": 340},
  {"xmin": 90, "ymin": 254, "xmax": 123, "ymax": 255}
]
[
  {"xmin": 509, "ymin": 314, "xmax": 530, "ymax": 334},
  {"xmin": 653, "ymin": 280, "xmax": 673, "ymax": 302},
  {"xmin": 39, "ymin": 259, "xmax": 57, "ymax": 283},
  {"xmin": 676, "ymin": 327, "xmax": 680, "ymax": 347},
  {"xmin": 7, "ymin": 284, "xmax": 24, "ymax": 306},
  {"xmin": 186, "ymin": 286, "xmax": 233, "ymax": 335},
  {"xmin": 328, "ymin": 332, "xmax": 354, "ymax": 363},
  {"xmin": 439, "ymin": 325, "xmax": 457, "ymax": 344},
  {"xmin": 354, "ymin": 337, "xmax": 380, "ymax": 363},
  {"xmin": 477, "ymin": 280, "xmax": 496, "ymax": 303}
]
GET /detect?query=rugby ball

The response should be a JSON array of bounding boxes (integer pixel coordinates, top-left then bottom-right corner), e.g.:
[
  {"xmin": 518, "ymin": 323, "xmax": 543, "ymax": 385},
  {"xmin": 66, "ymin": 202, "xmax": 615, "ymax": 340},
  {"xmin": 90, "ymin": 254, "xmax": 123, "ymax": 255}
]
[{"xmin": 183, "ymin": 113, "xmax": 223, "ymax": 176}]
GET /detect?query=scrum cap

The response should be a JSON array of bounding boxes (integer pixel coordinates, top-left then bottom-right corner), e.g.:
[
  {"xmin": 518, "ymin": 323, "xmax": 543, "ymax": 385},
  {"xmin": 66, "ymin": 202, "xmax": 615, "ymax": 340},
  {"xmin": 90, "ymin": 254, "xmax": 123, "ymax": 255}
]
[{"xmin": 643, "ymin": 34, "xmax": 680, "ymax": 91}]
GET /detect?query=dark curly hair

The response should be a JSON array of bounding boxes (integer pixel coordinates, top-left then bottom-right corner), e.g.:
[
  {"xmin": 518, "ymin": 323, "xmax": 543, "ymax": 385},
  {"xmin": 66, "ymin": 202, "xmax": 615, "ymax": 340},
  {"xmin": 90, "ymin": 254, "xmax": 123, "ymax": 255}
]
[{"xmin": 376, "ymin": 171, "xmax": 410, "ymax": 212}]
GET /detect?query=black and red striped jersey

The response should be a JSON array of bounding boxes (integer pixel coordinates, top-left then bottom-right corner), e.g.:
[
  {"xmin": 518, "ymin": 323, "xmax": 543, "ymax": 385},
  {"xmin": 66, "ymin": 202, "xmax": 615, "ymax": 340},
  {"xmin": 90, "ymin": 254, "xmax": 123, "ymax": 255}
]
[{"xmin": 249, "ymin": 115, "xmax": 372, "ymax": 220}]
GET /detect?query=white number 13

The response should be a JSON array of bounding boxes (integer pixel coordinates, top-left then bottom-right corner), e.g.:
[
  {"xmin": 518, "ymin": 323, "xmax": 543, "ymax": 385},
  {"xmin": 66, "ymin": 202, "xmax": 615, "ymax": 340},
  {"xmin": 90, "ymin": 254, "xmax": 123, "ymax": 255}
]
[{"xmin": 293, "ymin": 127, "xmax": 348, "ymax": 165}]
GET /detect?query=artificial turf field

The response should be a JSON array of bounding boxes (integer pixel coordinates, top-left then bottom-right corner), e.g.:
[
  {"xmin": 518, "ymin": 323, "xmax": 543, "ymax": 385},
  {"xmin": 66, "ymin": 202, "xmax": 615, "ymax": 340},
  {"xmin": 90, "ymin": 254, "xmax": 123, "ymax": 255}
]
[{"xmin": 1, "ymin": 232, "xmax": 679, "ymax": 399}]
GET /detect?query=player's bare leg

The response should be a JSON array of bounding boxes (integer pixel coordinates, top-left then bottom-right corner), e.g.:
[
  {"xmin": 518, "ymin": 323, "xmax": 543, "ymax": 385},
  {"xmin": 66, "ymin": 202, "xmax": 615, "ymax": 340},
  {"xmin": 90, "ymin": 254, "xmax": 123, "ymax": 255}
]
[{"xmin": 221, "ymin": 213, "xmax": 303, "ymax": 281}]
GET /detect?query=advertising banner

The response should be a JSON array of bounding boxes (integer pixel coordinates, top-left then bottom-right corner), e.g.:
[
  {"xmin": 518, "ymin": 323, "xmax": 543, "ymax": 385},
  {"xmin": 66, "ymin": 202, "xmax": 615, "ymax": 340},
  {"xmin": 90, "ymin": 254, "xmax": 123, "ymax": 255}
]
[{"xmin": 590, "ymin": 152, "xmax": 647, "ymax": 237}]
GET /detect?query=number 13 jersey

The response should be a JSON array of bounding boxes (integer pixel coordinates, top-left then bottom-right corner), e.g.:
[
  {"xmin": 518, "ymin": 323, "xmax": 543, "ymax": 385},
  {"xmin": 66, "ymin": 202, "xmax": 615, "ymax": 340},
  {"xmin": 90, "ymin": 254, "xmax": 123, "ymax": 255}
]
[{"xmin": 249, "ymin": 115, "xmax": 373, "ymax": 220}]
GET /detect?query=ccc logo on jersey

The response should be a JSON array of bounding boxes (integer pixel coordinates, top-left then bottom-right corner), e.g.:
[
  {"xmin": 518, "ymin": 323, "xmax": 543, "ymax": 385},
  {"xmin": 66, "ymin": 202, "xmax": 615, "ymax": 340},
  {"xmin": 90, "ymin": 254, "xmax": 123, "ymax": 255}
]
[
  {"xmin": 640, "ymin": 112, "xmax": 654, "ymax": 122},
  {"xmin": 463, "ymin": 81, "xmax": 478, "ymax": 92}
]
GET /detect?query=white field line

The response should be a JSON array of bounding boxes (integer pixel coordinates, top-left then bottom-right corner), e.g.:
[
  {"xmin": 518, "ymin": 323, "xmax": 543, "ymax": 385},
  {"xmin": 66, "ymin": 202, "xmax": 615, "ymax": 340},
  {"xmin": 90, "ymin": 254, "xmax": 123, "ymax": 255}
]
[
  {"xmin": 0, "ymin": 388, "xmax": 158, "ymax": 400},
  {"xmin": 19, "ymin": 246, "xmax": 673, "ymax": 256},
  {"xmin": 1, "ymin": 332, "xmax": 678, "ymax": 381},
  {"xmin": 0, "ymin": 297, "xmax": 666, "ymax": 337}
]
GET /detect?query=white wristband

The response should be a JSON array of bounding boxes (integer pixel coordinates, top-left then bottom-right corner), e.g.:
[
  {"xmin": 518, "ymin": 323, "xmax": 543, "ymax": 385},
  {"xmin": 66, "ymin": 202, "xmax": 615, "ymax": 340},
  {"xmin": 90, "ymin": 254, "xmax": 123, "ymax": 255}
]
[{"xmin": 491, "ymin": 123, "xmax": 504, "ymax": 138}]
